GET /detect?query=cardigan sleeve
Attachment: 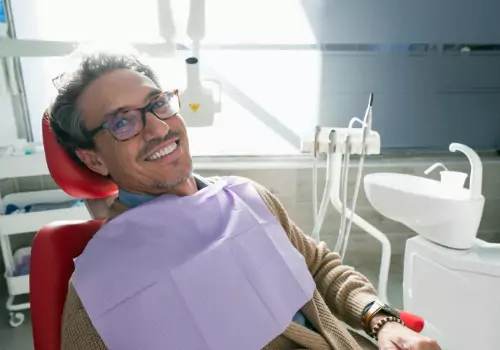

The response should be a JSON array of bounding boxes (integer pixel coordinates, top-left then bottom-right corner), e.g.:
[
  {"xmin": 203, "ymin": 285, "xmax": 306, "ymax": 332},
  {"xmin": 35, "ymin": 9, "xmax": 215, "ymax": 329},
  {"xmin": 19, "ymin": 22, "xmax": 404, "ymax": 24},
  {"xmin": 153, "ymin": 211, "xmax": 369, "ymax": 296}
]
[{"xmin": 253, "ymin": 182, "xmax": 379, "ymax": 329}]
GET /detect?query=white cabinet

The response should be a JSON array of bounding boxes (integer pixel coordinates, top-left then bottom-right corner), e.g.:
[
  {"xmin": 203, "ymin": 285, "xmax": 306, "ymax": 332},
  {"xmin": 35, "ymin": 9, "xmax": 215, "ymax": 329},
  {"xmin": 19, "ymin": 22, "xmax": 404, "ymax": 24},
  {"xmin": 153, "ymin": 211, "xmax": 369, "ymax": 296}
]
[{"xmin": 0, "ymin": 153, "xmax": 91, "ymax": 327}]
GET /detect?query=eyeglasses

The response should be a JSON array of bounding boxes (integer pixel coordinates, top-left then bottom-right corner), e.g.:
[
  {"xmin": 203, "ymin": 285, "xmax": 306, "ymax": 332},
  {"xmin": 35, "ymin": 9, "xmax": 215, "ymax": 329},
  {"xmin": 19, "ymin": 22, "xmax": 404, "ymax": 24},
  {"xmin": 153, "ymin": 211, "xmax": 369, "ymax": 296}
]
[{"xmin": 84, "ymin": 90, "xmax": 180, "ymax": 142}]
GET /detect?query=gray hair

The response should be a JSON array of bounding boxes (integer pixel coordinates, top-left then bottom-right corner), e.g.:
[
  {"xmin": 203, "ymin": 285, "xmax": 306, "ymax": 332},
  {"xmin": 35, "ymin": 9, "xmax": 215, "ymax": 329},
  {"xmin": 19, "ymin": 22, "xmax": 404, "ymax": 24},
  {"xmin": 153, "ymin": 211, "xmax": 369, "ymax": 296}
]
[{"xmin": 48, "ymin": 50, "xmax": 161, "ymax": 165}]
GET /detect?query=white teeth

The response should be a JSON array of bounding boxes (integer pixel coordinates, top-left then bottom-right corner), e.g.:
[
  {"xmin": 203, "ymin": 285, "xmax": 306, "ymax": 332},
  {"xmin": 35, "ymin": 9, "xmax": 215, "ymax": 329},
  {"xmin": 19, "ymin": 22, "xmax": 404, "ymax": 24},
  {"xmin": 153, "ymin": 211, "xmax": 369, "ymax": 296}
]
[{"xmin": 148, "ymin": 143, "xmax": 177, "ymax": 160}]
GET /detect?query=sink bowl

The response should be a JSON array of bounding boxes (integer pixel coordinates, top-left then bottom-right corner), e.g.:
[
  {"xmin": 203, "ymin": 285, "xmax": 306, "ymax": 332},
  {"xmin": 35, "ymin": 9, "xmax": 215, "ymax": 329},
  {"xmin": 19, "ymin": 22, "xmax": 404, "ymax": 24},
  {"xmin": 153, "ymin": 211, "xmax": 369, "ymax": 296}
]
[{"xmin": 364, "ymin": 173, "xmax": 485, "ymax": 249}]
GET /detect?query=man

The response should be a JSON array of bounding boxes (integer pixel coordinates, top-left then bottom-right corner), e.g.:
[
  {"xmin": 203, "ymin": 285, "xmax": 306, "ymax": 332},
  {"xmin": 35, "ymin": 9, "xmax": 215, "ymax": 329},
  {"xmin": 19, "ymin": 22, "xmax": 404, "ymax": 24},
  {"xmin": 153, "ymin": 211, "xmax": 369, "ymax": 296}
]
[{"xmin": 49, "ymin": 49, "xmax": 440, "ymax": 350}]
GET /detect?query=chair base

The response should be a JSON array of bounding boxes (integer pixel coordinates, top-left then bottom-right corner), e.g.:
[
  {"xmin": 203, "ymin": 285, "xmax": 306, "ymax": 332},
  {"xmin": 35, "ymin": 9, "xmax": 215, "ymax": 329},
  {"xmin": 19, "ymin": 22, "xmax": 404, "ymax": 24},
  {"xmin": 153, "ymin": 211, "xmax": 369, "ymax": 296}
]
[{"xmin": 6, "ymin": 294, "xmax": 29, "ymax": 327}]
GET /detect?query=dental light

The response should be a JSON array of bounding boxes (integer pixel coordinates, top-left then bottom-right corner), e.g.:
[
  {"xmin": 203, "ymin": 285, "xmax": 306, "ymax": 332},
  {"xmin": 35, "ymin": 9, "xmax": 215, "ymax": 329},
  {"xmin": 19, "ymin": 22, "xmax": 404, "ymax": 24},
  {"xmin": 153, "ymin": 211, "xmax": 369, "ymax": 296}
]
[
  {"xmin": 179, "ymin": 57, "xmax": 222, "ymax": 127},
  {"xmin": 179, "ymin": 0, "xmax": 222, "ymax": 127},
  {"xmin": 303, "ymin": 94, "xmax": 391, "ymax": 303}
]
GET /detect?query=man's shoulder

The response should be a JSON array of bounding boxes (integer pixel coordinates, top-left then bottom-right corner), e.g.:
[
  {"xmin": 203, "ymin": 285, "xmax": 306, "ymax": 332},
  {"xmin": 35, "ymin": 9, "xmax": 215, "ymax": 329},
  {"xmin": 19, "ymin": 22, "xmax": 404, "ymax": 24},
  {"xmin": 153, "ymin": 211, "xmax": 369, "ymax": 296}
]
[
  {"xmin": 201, "ymin": 175, "xmax": 221, "ymax": 183},
  {"xmin": 61, "ymin": 282, "xmax": 107, "ymax": 349},
  {"xmin": 206, "ymin": 175, "xmax": 271, "ymax": 196},
  {"xmin": 214, "ymin": 175, "xmax": 282, "ymax": 214}
]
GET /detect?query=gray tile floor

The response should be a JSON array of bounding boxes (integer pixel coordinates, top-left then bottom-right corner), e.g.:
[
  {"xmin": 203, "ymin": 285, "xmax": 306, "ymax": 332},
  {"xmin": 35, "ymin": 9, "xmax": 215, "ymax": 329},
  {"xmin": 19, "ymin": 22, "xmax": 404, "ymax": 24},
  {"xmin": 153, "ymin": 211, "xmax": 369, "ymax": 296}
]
[
  {"xmin": 0, "ymin": 304, "xmax": 33, "ymax": 350},
  {"xmin": 0, "ymin": 267, "xmax": 404, "ymax": 350}
]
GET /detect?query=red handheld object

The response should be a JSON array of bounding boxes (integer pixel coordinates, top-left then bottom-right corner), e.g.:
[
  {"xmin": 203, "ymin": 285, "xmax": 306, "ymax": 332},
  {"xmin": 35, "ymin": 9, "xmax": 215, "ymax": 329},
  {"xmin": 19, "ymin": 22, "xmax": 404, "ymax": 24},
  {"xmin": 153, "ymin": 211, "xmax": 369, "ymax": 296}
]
[{"xmin": 398, "ymin": 310, "xmax": 425, "ymax": 333}]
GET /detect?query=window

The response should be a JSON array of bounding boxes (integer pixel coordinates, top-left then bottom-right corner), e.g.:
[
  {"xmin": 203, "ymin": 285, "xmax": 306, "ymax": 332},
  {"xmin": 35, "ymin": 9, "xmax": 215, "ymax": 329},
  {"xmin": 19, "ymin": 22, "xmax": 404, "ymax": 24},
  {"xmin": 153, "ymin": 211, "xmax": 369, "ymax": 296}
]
[
  {"xmin": 11, "ymin": 1, "xmax": 500, "ymax": 151},
  {"xmin": 10, "ymin": 0, "xmax": 320, "ymax": 155}
]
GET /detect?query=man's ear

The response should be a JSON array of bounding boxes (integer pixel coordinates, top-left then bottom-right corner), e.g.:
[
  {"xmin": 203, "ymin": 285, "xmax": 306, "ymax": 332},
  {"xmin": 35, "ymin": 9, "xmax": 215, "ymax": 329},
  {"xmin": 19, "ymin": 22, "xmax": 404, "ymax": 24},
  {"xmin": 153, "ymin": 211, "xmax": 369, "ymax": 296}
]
[{"xmin": 75, "ymin": 148, "xmax": 109, "ymax": 176}]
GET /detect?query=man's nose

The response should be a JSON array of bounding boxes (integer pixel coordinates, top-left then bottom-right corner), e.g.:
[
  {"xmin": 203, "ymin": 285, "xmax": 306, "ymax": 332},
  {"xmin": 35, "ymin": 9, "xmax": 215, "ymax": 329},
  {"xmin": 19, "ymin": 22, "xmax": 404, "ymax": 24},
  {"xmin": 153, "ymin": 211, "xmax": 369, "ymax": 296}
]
[{"xmin": 142, "ymin": 112, "xmax": 169, "ymax": 140}]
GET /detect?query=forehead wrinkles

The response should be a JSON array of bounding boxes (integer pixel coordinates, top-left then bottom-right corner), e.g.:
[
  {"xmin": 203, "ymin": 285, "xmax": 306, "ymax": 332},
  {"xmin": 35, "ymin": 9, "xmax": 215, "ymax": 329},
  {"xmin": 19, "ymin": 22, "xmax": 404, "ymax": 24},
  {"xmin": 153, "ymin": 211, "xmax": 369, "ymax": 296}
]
[
  {"xmin": 77, "ymin": 90, "xmax": 112, "ymax": 130},
  {"xmin": 77, "ymin": 70, "xmax": 156, "ymax": 128}
]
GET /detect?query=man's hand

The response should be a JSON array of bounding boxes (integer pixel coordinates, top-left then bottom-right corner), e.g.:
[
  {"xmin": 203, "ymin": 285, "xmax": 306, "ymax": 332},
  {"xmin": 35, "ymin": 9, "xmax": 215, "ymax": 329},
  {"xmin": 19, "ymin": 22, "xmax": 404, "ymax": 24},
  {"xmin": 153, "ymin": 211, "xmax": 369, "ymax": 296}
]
[{"xmin": 376, "ymin": 321, "xmax": 441, "ymax": 350}]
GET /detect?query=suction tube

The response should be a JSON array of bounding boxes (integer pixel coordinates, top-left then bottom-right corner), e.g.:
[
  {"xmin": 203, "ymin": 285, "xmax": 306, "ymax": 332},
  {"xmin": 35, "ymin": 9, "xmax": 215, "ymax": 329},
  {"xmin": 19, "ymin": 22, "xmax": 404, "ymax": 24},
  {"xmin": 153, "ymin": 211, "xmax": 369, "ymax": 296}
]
[
  {"xmin": 334, "ymin": 136, "xmax": 351, "ymax": 252},
  {"xmin": 338, "ymin": 93, "xmax": 373, "ymax": 258},
  {"xmin": 312, "ymin": 92, "xmax": 373, "ymax": 249},
  {"xmin": 311, "ymin": 131, "xmax": 335, "ymax": 243},
  {"xmin": 312, "ymin": 126, "xmax": 321, "ymax": 226}
]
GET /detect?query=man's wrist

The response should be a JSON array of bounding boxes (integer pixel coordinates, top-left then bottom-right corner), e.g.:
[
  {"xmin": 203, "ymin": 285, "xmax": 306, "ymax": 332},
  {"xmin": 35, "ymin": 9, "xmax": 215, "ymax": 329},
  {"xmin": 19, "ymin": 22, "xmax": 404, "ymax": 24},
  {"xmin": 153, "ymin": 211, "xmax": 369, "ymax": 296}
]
[
  {"xmin": 370, "ymin": 313, "xmax": 387, "ymax": 328},
  {"xmin": 361, "ymin": 301, "xmax": 401, "ymax": 333},
  {"xmin": 370, "ymin": 316, "xmax": 406, "ymax": 340}
]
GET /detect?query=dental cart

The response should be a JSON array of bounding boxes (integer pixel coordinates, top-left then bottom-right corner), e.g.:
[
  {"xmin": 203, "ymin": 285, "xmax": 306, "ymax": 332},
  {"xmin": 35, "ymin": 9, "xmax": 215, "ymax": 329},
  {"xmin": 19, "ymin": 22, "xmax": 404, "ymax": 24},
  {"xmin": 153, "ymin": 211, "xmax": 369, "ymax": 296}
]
[{"xmin": 0, "ymin": 153, "xmax": 91, "ymax": 327}]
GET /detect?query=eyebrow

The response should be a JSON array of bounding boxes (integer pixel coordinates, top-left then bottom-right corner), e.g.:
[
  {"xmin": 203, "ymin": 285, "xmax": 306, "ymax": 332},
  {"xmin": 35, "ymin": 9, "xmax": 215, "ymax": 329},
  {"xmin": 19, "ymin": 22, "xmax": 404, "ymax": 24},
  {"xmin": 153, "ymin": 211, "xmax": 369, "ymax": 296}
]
[
  {"xmin": 105, "ymin": 88, "xmax": 163, "ymax": 117},
  {"xmin": 144, "ymin": 89, "xmax": 163, "ymax": 102}
]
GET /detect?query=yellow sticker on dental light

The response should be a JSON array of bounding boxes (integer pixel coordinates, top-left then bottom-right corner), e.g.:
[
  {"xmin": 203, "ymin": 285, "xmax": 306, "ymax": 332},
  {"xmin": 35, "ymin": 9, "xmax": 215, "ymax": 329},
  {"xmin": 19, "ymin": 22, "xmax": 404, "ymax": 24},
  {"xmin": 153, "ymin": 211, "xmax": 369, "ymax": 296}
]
[{"xmin": 189, "ymin": 104, "xmax": 200, "ymax": 112}]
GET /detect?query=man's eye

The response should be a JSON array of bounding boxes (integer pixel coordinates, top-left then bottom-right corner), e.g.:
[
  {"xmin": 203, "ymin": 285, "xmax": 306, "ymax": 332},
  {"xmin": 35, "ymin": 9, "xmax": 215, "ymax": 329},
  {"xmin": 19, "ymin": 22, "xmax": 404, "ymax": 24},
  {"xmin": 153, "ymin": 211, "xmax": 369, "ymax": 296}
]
[
  {"xmin": 109, "ymin": 118, "xmax": 129, "ymax": 131},
  {"xmin": 151, "ymin": 100, "xmax": 166, "ymax": 109},
  {"xmin": 116, "ymin": 119, "xmax": 128, "ymax": 127}
]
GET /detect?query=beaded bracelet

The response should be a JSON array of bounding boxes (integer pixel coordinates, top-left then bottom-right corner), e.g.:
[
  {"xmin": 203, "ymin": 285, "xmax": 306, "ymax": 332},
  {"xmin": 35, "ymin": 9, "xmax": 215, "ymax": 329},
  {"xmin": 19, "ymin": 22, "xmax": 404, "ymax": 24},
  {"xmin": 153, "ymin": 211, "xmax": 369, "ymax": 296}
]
[{"xmin": 370, "ymin": 316, "xmax": 405, "ymax": 341}]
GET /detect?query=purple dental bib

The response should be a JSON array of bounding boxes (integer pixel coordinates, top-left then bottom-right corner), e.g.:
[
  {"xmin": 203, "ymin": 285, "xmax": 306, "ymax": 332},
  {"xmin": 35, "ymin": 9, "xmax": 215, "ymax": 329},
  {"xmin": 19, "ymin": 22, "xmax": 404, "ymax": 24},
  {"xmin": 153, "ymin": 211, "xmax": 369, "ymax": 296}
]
[{"xmin": 73, "ymin": 176, "xmax": 315, "ymax": 350}]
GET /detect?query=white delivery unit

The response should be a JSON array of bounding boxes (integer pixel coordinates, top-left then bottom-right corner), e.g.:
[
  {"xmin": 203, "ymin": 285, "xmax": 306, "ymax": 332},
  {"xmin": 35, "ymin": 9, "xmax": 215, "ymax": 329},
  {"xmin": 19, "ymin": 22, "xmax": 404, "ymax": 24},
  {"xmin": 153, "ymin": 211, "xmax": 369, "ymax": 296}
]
[{"xmin": 0, "ymin": 153, "xmax": 91, "ymax": 327}]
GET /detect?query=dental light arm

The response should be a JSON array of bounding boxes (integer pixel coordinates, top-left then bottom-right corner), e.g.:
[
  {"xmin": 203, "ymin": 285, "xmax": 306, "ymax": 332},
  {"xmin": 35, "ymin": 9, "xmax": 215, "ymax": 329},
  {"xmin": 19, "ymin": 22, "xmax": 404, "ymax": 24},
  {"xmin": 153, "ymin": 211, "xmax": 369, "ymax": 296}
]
[
  {"xmin": 157, "ymin": 0, "xmax": 176, "ymax": 53},
  {"xmin": 187, "ymin": 0, "xmax": 206, "ymax": 57}
]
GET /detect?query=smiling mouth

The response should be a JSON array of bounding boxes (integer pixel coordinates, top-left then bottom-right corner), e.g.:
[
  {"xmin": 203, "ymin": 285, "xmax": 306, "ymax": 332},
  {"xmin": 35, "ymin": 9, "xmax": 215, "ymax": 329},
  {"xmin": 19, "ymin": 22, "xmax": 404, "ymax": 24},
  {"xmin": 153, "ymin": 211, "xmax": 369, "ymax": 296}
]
[{"xmin": 145, "ymin": 140, "xmax": 180, "ymax": 161}]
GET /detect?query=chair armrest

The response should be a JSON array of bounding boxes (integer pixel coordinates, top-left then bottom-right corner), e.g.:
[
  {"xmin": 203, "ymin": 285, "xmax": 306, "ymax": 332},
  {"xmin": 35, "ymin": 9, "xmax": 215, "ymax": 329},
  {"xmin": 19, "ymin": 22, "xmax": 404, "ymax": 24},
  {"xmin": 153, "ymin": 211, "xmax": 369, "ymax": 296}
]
[{"xmin": 398, "ymin": 310, "xmax": 424, "ymax": 333}]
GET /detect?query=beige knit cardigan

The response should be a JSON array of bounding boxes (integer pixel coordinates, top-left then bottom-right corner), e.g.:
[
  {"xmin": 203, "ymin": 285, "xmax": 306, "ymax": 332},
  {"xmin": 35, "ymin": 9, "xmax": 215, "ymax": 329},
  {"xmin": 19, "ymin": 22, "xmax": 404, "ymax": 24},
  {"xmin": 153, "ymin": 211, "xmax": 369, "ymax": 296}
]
[{"xmin": 61, "ymin": 180, "xmax": 378, "ymax": 349}]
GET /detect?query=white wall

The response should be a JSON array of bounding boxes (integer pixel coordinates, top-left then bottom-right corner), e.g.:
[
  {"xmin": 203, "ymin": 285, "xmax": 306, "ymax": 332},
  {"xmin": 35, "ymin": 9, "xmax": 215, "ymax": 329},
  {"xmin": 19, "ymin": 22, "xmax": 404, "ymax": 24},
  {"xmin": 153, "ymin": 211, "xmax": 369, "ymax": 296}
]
[
  {"xmin": 300, "ymin": 0, "xmax": 500, "ymax": 149},
  {"xmin": 0, "ymin": 59, "xmax": 20, "ymax": 147},
  {"xmin": 8, "ymin": 0, "xmax": 500, "ymax": 150},
  {"xmin": 0, "ymin": 95, "xmax": 18, "ymax": 147}
]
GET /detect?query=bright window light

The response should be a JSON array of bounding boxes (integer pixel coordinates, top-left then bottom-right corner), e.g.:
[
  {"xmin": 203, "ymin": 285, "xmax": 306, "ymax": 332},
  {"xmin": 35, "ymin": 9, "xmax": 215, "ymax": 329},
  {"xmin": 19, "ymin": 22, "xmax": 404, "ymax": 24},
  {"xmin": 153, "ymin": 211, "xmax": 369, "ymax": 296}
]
[
  {"xmin": 11, "ymin": 0, "xmax": 321, "ymax": 156},
  {"xmin": 171, "ymin": 0, "xmax": 317, "ymax": 45}
]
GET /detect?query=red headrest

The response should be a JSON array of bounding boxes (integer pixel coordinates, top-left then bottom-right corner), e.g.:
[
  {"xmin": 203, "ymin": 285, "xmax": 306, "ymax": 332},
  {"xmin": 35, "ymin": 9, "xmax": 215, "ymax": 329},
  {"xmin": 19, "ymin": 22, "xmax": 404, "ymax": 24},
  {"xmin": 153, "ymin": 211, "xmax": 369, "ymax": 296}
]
[{"xmin": 42, "ymin": 111, "xmax": 118, "ymax": 199}]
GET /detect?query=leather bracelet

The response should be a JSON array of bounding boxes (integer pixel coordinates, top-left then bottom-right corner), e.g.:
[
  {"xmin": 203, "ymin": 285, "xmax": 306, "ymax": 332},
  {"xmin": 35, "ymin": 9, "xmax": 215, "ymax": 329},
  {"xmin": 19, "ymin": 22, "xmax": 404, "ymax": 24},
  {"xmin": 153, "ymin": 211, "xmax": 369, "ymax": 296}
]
[{"xmin": 369, "ymin": 316, "xmax": 405, "ymax": 341}]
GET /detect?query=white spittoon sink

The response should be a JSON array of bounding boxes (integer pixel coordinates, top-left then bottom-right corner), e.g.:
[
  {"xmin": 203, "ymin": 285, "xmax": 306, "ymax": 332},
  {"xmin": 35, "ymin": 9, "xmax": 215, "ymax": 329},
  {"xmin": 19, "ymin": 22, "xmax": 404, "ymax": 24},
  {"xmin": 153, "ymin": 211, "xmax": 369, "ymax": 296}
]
[{"xmin": 364, "ymin": 143, "xmax": 500, "ymax": 350}]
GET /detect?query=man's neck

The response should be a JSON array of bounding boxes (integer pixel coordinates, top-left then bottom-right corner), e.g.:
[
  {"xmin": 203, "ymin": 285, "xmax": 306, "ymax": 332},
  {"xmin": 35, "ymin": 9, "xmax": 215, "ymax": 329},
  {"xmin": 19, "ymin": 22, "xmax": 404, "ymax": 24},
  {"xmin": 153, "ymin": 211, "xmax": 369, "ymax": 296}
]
[{"xmin": 118, "ymin": 174, "xmax": 208, "ymax": 209}]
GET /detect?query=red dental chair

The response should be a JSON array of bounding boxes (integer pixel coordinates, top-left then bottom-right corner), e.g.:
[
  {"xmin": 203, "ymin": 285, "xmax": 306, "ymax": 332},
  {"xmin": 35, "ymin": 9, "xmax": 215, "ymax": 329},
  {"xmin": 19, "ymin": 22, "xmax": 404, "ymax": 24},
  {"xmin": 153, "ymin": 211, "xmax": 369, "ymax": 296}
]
[
  {"xmin": 30, "ymin": 113, "xmax": 118, "ymax": 350},
  {"xmin": 30, "ymin": 112, "xmax": 424, "ymax": 350}
]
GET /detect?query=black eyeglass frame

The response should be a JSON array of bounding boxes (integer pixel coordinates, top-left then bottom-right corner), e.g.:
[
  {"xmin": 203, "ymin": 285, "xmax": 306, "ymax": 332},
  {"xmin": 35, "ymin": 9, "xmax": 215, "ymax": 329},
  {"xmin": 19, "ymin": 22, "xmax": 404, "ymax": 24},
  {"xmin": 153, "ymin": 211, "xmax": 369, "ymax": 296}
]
[{"xmin": 83, "ymin": 89, "xmax": 180, "ymax": 142}]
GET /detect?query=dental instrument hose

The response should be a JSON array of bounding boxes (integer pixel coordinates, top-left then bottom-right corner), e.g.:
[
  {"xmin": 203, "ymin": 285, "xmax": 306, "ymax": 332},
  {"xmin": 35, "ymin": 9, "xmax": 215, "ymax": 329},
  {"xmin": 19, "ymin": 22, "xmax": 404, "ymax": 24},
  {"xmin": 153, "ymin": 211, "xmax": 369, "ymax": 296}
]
[
  {"xmin": 334, "ymin": 136, "xmax": 351, "ymax": 253},
  {"xmin": 339, "ymin": 93, "xmax": 373, "ymax": 258},
  {"xmin": 312, "ymin": 126, "xmax": 321, "ymax": 226},
  {"xmin": 334, "ymin": 115, "xmax": 370, "ymax": 253},
  {"xmin": 311, "ymin": 131, "xmax": 335, "ymax": 243}
]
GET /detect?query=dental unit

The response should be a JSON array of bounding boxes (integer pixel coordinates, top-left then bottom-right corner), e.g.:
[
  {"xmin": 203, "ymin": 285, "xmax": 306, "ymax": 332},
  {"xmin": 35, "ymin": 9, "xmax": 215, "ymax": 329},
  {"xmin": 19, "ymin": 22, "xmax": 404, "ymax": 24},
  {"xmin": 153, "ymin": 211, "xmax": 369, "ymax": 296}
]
[
  {"xmin": 302, "ymin": 94, "xmax": 500, "ymax": 348},
  {"xmin": 364, "ymin": 143, "xmax": 500, "ymax": 350},
  {"xmin": 304, "ymin": 97, "xmax": 424, "ymax": 333},
  {"xmin": 303, "ymin": 94, "xmax": 391, "ymax": 303},
  {"xmin": 423, "ymin": 162, "xmax": 469, "ymax": 190}
]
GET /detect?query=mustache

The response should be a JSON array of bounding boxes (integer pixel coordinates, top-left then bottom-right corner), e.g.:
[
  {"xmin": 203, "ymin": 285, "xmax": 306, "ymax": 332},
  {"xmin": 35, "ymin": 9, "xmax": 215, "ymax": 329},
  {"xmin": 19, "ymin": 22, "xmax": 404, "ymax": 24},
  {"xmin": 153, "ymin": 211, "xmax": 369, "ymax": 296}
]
[{"xmin": 138, "ymin": 130, "xmax": 181, "ymax": 160}]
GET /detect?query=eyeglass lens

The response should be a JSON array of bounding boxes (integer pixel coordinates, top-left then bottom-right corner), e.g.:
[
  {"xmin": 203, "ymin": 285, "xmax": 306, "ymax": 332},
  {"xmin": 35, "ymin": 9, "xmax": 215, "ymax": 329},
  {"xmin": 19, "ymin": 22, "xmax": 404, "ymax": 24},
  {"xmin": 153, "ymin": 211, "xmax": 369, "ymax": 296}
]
[{"xmin": 105, "ymin": 92, "xmax": 179, "ymax": 141}]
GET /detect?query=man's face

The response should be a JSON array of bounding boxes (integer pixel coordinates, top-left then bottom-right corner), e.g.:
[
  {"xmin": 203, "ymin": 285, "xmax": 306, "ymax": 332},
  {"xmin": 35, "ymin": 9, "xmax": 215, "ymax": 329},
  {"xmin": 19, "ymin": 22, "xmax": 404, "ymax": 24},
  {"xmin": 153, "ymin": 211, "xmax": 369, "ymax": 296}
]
[{"xmin": 75, "ymin": 69, "xmax": 193, "ymax": 195}]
